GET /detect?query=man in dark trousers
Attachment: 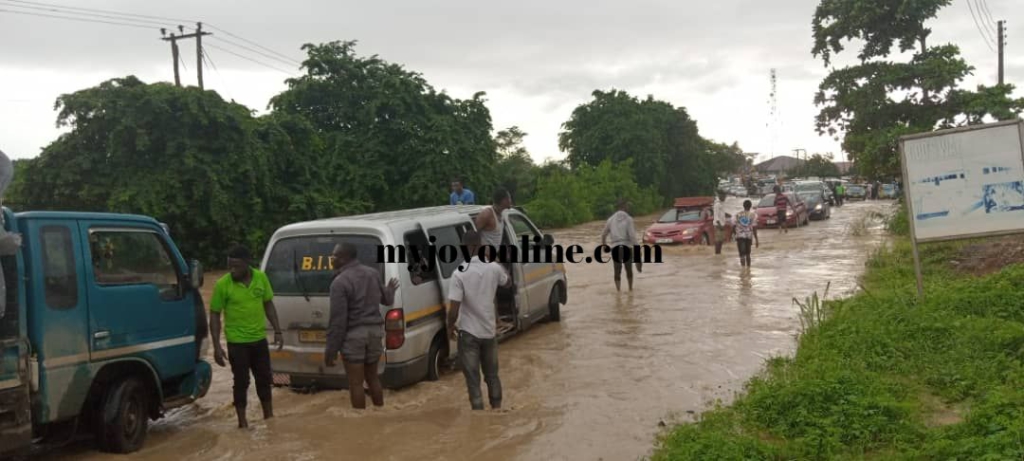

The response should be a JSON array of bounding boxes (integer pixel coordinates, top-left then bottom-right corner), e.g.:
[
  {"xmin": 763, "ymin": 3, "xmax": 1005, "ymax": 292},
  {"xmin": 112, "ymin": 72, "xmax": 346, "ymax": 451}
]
[
  {"xmin": 447, "ymin": 230, "xmax": 512, "ymax": 410},
  {"xmin": 602, "ymin": 199, "xmax": 638, "ymax": 291},
  {"xmin": 324, "ymin": 242, "xmax": 399, "ymax": 409},
  {"xmin": 210, "ymin": 245, "xmax": 283, "ymax": 428}
]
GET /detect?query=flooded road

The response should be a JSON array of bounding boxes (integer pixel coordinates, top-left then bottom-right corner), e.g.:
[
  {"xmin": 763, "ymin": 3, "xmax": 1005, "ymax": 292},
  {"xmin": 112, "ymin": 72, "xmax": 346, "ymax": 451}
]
[{"xmin": 50, "ymin": 198, "xmax": 894, "ymax": 461}]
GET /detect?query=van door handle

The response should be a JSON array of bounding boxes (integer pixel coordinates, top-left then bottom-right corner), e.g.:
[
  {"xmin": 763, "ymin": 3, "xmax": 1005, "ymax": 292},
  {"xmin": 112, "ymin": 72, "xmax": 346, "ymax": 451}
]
[{"xmin": 94, "ymin": 331, "xmax": 110, "ymax": 340}]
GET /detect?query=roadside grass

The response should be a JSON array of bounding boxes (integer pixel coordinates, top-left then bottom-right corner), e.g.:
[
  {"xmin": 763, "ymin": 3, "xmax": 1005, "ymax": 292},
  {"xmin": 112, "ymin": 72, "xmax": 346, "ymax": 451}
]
[{"xmin": 652, "ymin": 237, "xmax": 1024, "ymax": 460}]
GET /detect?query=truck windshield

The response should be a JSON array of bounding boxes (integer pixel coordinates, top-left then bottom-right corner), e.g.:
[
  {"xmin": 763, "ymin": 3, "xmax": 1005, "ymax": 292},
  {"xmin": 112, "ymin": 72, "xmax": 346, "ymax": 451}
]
[{"xmin": 263, "ymin": 235, "xmax": 383, "ymax": 297}]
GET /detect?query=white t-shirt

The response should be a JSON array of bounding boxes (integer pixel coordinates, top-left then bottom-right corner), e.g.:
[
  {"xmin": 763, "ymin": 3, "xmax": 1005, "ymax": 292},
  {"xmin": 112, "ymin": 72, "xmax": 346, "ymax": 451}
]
[{"xmin": 448, "ymin": 256, "xmax": 510, "ymax": 339}]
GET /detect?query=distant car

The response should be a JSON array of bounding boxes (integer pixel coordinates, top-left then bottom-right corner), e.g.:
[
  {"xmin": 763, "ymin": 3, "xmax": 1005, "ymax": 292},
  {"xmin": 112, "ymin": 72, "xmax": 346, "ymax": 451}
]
[
  {"xmin": 878, "ymin": 183, "xmax": 899, "ymax": 199},
  {"xmin": 846, "ymin": 185, "xmax": 867, "ymax": 200},
  {"xmin": 756, "ymin": 192, "xmax": 809, "ymax": 228},
  {"xmin": 795, "ymin": 180, "xmax": 834, "ymax": 206},
  {"xmin": 797, "ymin": 190, "xmax": 831, "ymax": 220},
  {"xmin": 732, "ymin": 186, "xmax": 749, "ymax": 197},
  {"xmin": 644, "ymin": 207, "xmax": 717, "ymax": 245}
]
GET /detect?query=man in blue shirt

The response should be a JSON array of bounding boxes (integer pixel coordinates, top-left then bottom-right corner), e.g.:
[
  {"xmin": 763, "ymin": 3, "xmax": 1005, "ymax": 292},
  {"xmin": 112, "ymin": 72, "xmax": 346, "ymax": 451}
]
[{"xmin": 450, "ymin": 179, "xmax": 475, "ymax": 205}]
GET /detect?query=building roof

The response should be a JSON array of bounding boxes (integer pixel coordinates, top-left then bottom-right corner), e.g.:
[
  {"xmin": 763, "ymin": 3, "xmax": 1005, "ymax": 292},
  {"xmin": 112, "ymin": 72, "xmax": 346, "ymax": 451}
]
[{"xmin": 755, "ymin": 155, "xmax": 804, "ymax": 173}]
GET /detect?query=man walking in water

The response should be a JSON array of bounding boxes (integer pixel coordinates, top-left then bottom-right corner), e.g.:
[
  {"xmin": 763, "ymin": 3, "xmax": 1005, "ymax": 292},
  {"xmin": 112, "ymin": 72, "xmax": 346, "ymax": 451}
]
[
  {"xmin": 713, "ymin": 189, "xmax": 729, "ymax": 255},
  {"xmin": 602, "ymin": 199, "xmax": 638, "ymax": 292},
  {"xmin": 210, "ymin": 245, "xmax": 284, "ymax": 428},
  {"xmin": 324, "ymin": 242, "xmax": 399, "ymax": 409},
  {"xmin": 474, "ymin": 189, "xmax": 512, "ymax": 252},
  {"xmin": 733, "ymin": 199, "xmax": 759, "ymax": 267},
  {"xmin": 448, "ymin": 230, "xmax": 511, "ymax": 410},
  {"xmin": 773, "ymin": 185, "xmax": 791, "ymax": 234}
]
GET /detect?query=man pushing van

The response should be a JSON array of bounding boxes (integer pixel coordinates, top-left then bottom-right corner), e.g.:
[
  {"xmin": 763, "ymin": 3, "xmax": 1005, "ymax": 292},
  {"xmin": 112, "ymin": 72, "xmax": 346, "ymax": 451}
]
[
  {"xmin": 447, "ymin": 230, "xmax": 512, "ymax": 410},
  {"xmin": 324, "ymin": 242, "xmax": 399, "ymax": 409}
]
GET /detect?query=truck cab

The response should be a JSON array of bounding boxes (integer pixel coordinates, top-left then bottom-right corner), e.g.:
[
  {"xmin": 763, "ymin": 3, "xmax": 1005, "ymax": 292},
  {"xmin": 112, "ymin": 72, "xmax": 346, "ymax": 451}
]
[{"xmin": 0, "ymin": 208, "xmax": 211, "ymax": 456}]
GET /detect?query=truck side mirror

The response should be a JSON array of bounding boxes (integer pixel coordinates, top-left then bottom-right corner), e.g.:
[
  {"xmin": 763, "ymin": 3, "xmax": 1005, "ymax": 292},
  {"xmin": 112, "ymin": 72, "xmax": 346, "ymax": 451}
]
[
  {"xmin": 189, "ymin": 260, "xmax": 204, "ymax": 289},
  {"xmin": 542, "ymin": 234, "xmax": 555, "ymax": 246}
]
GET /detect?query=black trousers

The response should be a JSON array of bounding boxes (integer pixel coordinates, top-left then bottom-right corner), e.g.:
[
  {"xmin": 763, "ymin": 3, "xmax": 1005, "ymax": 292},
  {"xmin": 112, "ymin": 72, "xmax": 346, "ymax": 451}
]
[
  {"xmin": 227, "ymin": 339, "xmax": 273, "ymax": 408},
  {"xmin": 458, "ymin": 331, "xmax": 501, "ymax": 410},
  {"xmin": 612, "ymin": 246, "xmax": 633, "ymax": 282},
  {"xmin": 736, "ymin": 238, "xmax": 752, "ymax": 261}
]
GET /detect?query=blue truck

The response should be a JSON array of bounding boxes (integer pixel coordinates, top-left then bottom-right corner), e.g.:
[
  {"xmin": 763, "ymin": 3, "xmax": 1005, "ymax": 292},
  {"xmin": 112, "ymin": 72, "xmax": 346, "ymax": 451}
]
[{"xmin": 0, "ymin": 208, "xmax": 212, "ymax": 455}]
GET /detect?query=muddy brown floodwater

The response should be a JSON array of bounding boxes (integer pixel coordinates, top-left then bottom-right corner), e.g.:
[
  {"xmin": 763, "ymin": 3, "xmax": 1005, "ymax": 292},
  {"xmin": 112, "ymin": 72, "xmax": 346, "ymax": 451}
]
[{"xmin": 46, "ymin": 198, "xmax": 894, "ymax": 461}]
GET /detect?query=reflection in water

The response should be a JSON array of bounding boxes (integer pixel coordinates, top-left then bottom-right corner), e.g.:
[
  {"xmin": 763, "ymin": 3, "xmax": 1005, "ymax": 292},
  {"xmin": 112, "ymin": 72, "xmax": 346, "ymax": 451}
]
[{"xmin": 48, "ymin": 199, "xmax": 894, "ymax": 461}]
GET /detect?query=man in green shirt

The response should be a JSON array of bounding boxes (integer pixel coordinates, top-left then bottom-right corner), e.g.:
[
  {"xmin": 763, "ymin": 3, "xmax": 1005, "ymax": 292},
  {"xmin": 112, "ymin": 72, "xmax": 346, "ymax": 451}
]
[{"xmin": 210, "ymin": 245, "xmax": 283, "ymax": 429}]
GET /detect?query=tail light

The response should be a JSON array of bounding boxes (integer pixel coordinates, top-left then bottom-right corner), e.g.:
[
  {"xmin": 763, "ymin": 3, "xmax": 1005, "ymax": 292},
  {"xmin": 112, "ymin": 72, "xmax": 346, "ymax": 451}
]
[{"xmin": 384, "ymin": 309, "xmax": 405, "ymax": 349}]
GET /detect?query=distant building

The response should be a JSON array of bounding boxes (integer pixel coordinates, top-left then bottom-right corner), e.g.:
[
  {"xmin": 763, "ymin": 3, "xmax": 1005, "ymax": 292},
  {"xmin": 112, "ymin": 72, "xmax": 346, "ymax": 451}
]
[
  {"xmin": 834, "ymin": 161, "xmax": 854, "ymax": 175},
  {"xmin": 754, "ymin": 155, "xmax": 804, "ymax": 175}
]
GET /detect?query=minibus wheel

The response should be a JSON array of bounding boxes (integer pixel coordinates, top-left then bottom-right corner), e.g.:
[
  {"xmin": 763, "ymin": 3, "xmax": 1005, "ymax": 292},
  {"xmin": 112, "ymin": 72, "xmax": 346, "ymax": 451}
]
[
  {"xmin": 548, "ymin": 287, "xmax": 561, "ymax": 322},
  {"xmin": 426, "ymin": 336, "xmax": 444, "ymax": 381}
]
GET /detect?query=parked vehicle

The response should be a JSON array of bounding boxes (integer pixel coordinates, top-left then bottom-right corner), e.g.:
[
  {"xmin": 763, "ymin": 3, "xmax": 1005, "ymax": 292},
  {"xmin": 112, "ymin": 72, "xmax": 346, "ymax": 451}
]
[
  {"xmin": 794, "ymin": 180, "xmax": 834, "ymax": 206},
  {"xmin": 643, "ymin": 197, "xmax": 731, "ymax": 245},
  {"xmin": 878, "ymin": 183, "xmax": 899, "ymax": 199},
  {"xmin": 797, "ymin": 190, "xmax": 831, "ymax": 220},
  {"xmin": 755, "ymin": 193, "xmax": 809, "ymax": 227},
  {"xmin": 846, "ymin": 184, "xmax": 867, "ymax": 200},
  {"xmin": 261, "ymin": 205, "xmax": 568, "ymax": 390},
  {"xmin": 0, "ymin": 208, "xmax": 211, "ymax": 456}
]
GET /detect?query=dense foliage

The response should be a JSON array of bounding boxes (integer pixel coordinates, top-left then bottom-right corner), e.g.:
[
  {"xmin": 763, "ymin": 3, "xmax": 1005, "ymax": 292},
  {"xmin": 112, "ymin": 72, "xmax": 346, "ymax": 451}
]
[
  {"xmin": 812, "ymin": 0, "xmax": 1024, "ymax": 179},
  {"xmin": 559, "ymin": 89, "xmax": 746, "ymax": 200},
  {"xmin": 11, "ymin": 42, "xmax": 746, "ymax": 265}
]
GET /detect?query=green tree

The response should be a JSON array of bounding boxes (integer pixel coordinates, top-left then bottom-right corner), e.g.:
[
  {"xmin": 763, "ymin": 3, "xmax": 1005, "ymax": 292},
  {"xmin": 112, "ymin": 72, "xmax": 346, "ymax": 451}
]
[
  {"xmin": 270, "ymin": 40, "xmax": 498, "ymax": 210},
  {"xmin": 794, "ymin": 153, "xmax": 841, "ymax": 178},
  {"xmin": 495, "ymin": 126, "xmax": 538, "ymax": 203},
  {"xmin": 812, "ymin": 0, "xmax": 1024, "ymax": 178},
  {"xmin": 17, "ymin": 76, "xmax": 277, "ymax": 264},
  {"xmin": 559, "ymin": 89, "xmax": 738, "ymax": 201}
]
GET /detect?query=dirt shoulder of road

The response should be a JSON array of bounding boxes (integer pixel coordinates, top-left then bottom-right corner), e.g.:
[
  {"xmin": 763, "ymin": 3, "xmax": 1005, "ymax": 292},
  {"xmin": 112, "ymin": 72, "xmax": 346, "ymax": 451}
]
[{"xmin": 651, "ymin": 235, "xmax": 1024, "ymax": 459}]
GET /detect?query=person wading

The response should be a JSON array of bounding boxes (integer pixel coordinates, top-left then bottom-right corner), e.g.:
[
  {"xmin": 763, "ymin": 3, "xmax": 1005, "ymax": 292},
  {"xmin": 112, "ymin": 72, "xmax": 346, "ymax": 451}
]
[
  {"xmin": 602, "ymin": 199, "xmax": 638, "ymax": 292},
  {"xmin": 773, "ymin": 185, "xmax": 791, "ymax": 235},
  {"xmin": 447, "ymin": 230, "xmax": 512, "ymax": 410},
  {"xmin": 210, "ymin": 245, "xmax": 283, "ymax": 429},
  {"xmin": 450, "ymin": 179, "xmax": 476, "ymax": 205},
  {"xmin": 713, "ymin": 189, "xmax": 729, "ymax": 255},
  {"xmin": 732, "ymin": 199, "xmax": 759, "ymax": 267},
  {"xmin": 324, "ymin": 243, "xmax": 399, "ymax": 409}
]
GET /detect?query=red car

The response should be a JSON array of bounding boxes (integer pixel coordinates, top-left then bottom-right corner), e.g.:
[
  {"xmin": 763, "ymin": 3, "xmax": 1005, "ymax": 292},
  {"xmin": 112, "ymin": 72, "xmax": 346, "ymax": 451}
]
[
  {"xmin": 643, "ymin": 197, "xmax": 731, "ymax": 245},
  {"xmin": 756, "ymin": 192, "xmax": 809, "ymax": 228}
]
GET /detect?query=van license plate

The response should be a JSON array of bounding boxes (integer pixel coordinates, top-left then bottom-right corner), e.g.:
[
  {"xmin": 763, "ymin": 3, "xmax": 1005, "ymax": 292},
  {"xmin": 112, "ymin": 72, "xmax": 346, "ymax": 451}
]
[
  {"xmin": 299, "ymin": 330, "xmax": 327, "ymax": 343},
  {"xmin": 767, "ymin": 219, "xmax": 776, "ymax": 225}
]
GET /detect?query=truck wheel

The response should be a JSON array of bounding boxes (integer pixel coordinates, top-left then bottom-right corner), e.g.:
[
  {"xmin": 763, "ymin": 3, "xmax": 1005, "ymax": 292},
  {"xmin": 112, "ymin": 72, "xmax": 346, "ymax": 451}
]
[
  {"xmin": 548, "ymin": 286, "xmax": 561, "ymax": 322},
  {"xmin": 426, "ymin": 337, "xmax": 444, "ymax": 381},
  {"xmin": 96, "ymin": 377, "xmax": 149, "ymax": 454}
]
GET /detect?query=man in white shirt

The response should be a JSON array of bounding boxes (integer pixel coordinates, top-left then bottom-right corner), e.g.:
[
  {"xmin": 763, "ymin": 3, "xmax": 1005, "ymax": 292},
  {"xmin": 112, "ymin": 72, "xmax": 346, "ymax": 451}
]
[
  {"xmin": 602, "ymin": 199, "xmax": 638, "ymax": 292},
  {"xmin": 447, "ymin": 230, "xmax": 511, "ymax": 410},
  {"xmin": 713, "ymin": 189, "xmax": 729, "ymax": 255}
]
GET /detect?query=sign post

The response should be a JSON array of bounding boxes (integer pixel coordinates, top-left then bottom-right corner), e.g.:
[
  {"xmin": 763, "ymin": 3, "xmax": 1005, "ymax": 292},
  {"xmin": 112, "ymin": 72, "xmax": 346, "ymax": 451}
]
[{"xmin": 898, "ymin": 119, "xmax": 1024, "ymax": 298}]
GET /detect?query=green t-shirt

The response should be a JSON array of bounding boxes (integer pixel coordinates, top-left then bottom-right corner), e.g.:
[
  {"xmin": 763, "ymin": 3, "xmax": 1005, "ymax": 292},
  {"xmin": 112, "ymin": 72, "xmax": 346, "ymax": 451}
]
[{"xmin": 210, "ymin": 269, "xmax": 274, "ymax": 344}]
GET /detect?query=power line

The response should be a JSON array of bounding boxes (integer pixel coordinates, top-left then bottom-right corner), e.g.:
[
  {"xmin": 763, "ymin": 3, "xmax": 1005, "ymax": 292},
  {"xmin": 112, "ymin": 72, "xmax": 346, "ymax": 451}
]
[
  {"xmin": 979, "ymin": 0, "xmax": 997, "ymax": 27},
  {"xmin": 0, "ymin": 7, "xmax": 156, "ymax": 29},
  {"xmin": 972, "ymin": 0, "xmax": 997, "ymax": 43},
  {"xmin": 205, "ymin": 43, "xmax": 292, "ymax": 75},
  {"xmin": 204, "ymin": 23, "xmax": 299, "ymax": 65},
  {"xmin": 0, "ymin": 0, "xmax": 194, "ymax": 24},
  {"xmin": 0, "ymin": 0, "xmax": 173, "ymax": 27},
  {"xmin": 967, "ymin": 0, "xmax": 996, "ymax": 52},
  {"xmin": 207, "ymin": 36, "xmax": 299, "ymax": 67},
  {"xmin": 202, "ymin": 46, "xmax": 236, "ymax": 102}
]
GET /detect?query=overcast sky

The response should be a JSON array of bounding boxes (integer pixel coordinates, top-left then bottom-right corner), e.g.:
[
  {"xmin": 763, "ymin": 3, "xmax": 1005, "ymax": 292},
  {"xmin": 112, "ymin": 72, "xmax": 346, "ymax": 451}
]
[{"xmin": 1, "ymin": 0, "xmax": 1021, "ymax": 165}]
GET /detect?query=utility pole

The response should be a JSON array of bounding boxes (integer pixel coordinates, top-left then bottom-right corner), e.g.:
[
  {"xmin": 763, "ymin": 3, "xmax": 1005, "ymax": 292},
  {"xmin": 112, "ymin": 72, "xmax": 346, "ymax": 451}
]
[
  {"xmin": 998, "ymin": 20, "xmax": 1005, "ymax": 86},
  {"xmin": 160, "ymin": 24, "xmax": 212, "ymax": 89}
]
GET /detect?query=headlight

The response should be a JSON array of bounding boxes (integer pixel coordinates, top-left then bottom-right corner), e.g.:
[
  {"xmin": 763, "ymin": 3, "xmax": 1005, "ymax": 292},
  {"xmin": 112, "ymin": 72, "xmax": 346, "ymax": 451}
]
[
  {"xmin": 682, "ymin": 228, "xmax": 696, "ymax": 235},
  {"xmin": 815, "ymin": 204, "xmax": 822, "ymax": 210}
]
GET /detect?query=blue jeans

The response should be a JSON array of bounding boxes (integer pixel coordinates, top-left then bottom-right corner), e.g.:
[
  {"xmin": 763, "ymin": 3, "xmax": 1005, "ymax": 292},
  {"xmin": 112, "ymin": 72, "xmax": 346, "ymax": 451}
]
[{"xmin": 458, "ymin": 331, "xmax": 501, "ymax": 410}]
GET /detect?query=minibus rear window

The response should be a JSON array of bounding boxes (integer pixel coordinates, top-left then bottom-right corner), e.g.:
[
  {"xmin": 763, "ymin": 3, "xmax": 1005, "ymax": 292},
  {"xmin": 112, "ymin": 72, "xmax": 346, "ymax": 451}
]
[{"xmin": 264, "ymin": 235, "xmax": 383, "ymax": 296}]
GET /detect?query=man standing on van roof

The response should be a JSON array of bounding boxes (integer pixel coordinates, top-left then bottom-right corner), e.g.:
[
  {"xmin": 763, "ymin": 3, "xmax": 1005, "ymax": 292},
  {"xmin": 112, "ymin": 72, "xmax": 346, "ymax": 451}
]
[
  {"xmin": 324, "ymin": 242, "xmax": 399, "ymax": 409},
  {"xmin": 450, "ymin": 179, "xmax": 476, "ymax": 205},
  {"xmin": 210, "ymin": 245, "xmax": 283, "ymax": 429},
  {"xmin": 447, "ymin": 230, "xmax": 511, "ymax": 410},
  {"xmin": 602, "ymin": 199, "xmax": 638, "ymax": 292},
  {"xmin": 474, "ymin": 189, "xmax": 511, "ymax": 252}
]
